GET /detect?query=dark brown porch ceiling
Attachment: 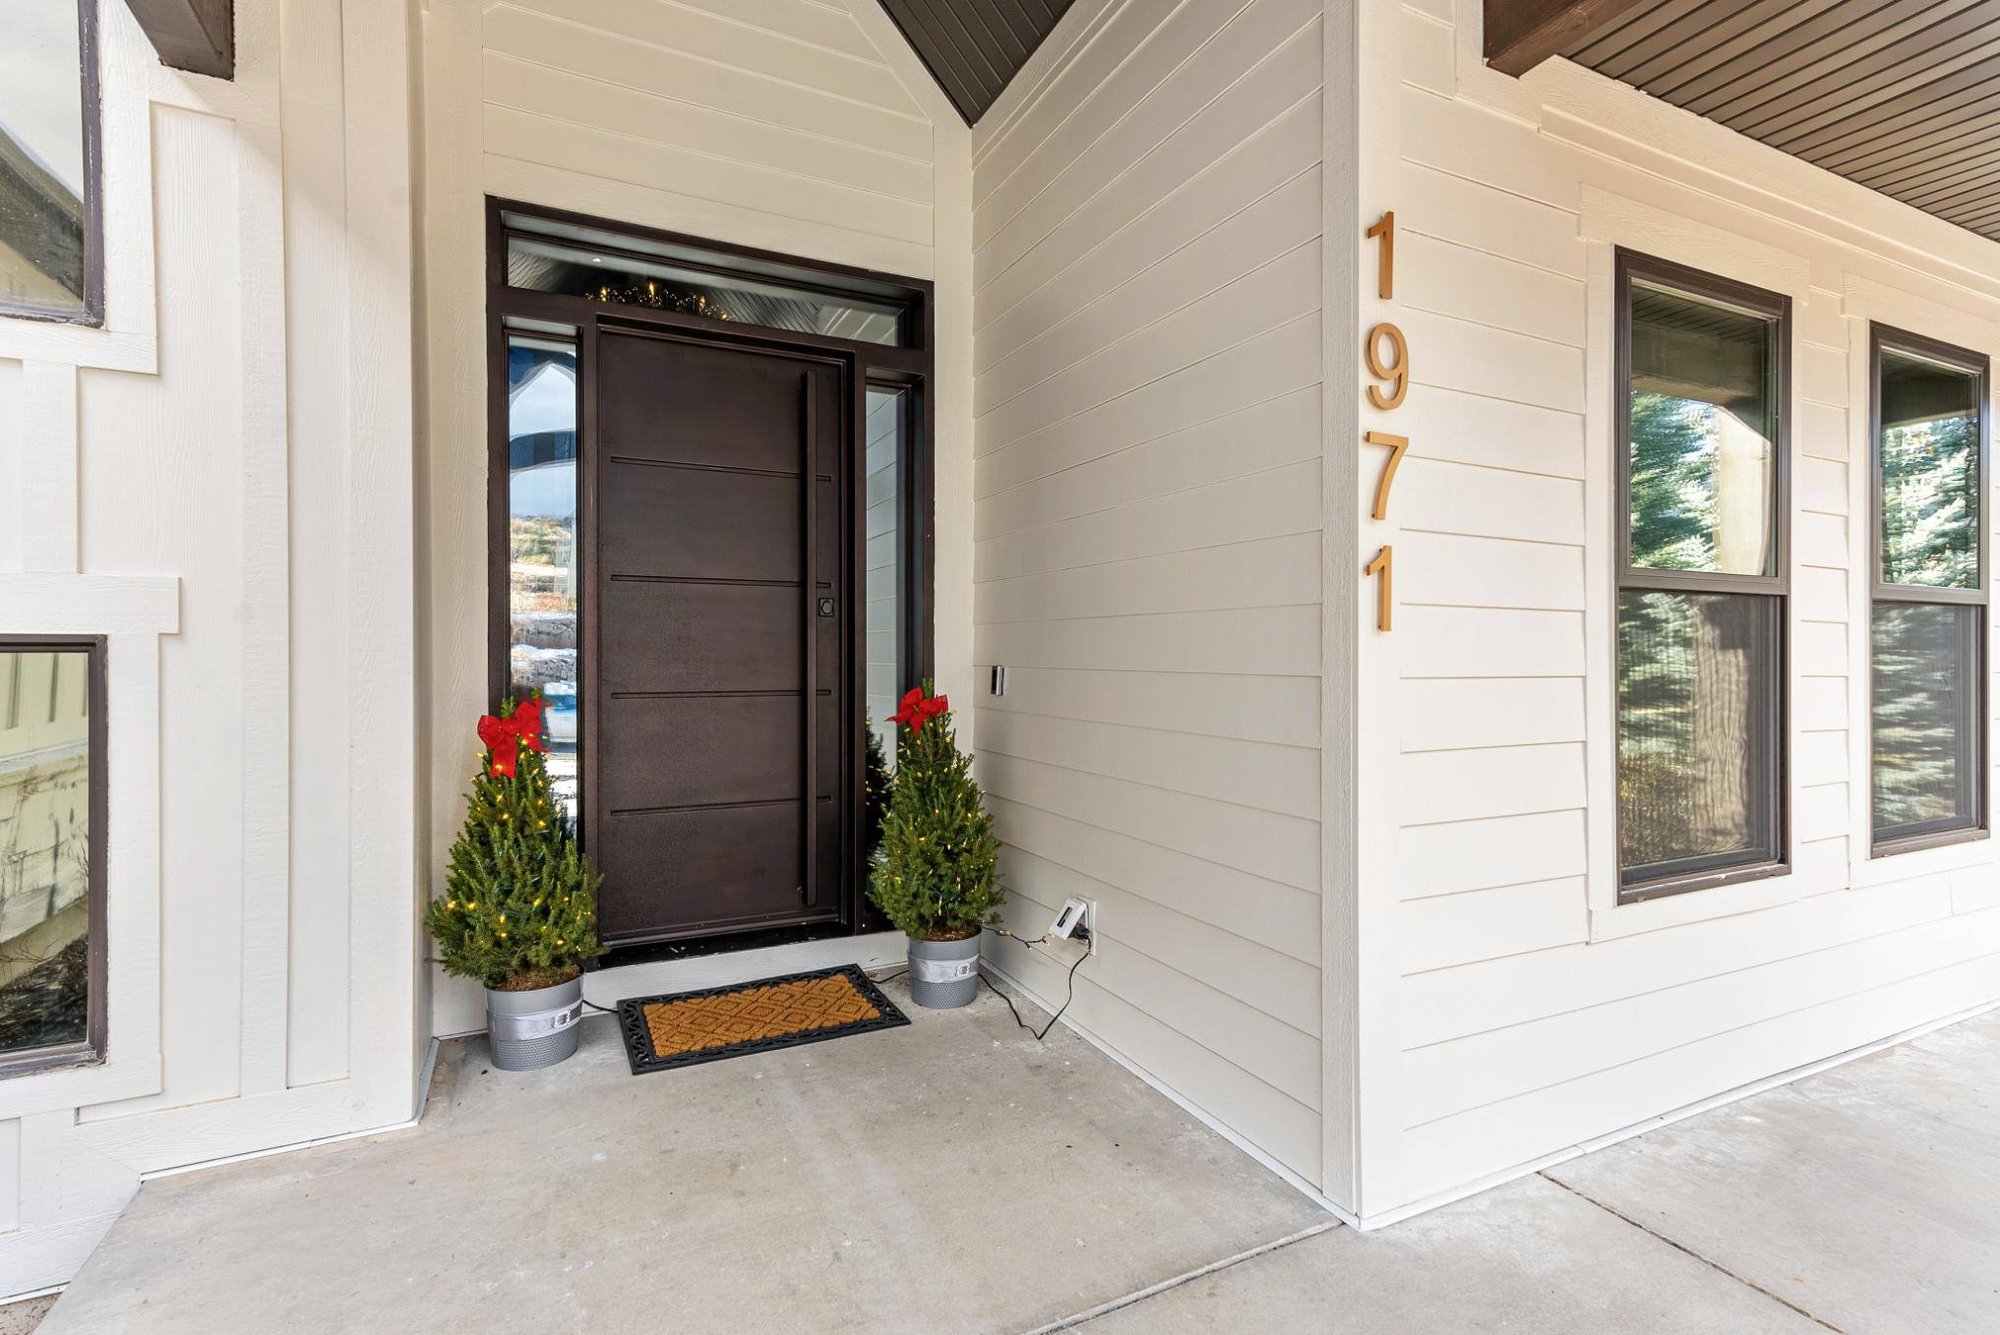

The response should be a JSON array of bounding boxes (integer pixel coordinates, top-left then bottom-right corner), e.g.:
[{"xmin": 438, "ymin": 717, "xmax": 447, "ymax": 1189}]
[
  {"xmin": 1549, "ymin": 0, "xmax": 2000, "ymax": 244},
  {"xmin": 876, "ymin": 0, "xmax": 1076, "ymax": 124}
]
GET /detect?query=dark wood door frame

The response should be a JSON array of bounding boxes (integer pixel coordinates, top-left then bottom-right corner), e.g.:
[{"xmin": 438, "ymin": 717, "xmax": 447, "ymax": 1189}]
[{"xmin": 484, "ymin": 199, "xmax": 935, "ymax": 950}]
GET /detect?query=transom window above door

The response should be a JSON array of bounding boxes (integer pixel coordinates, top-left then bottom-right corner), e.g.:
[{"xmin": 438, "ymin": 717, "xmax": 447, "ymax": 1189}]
[{"xmin": 499, "ymin": 209, "xmax": 923, "ymax": 349}]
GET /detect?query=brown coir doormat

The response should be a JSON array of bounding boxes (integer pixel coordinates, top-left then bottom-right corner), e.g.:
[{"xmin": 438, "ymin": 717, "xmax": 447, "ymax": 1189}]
[{"xmin": 616, "ymin": 965, "xmax": 909, "ymax": 1076}]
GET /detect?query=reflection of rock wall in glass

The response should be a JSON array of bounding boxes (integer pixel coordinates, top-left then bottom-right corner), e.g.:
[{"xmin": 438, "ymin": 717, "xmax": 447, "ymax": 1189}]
[{"xmin": 0, "ymin": 650, "xmax": 92, "ymax": 1056}]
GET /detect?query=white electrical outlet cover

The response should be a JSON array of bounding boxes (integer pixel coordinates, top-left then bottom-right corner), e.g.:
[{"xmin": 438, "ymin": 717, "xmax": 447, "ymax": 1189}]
[{"xmin": 1051, "ymin": 897, "xmax": 1088, "ymax": 940}]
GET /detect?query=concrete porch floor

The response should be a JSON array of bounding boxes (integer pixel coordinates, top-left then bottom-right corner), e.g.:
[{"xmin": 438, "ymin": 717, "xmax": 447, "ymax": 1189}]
[{"xmin": 27, "ymin": 986, "xmax": 2000, "ymax": 1334}]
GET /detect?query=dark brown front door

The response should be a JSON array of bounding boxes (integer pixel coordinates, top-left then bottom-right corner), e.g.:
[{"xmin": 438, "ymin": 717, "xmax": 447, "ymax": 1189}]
[{"xmin": 587, "ymin": 325, "xmax": 849, "ymax": 945}]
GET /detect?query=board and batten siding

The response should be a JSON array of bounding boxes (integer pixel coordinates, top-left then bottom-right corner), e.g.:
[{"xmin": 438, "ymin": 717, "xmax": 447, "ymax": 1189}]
[
  {"xmin": 1350, "ymin": 0, "xmax": 2000, "ymax": 1218},
  {"xmin": 971, "ymin": 0, "xmax": 1333, "ymax": 1187},
  {"xmin": 0, "ymin": 0, "xmax": 420, "ymax": 1298},
  {"xmin": 420, "ymin": 0, "xmax": 976, "ymax": 1034}
]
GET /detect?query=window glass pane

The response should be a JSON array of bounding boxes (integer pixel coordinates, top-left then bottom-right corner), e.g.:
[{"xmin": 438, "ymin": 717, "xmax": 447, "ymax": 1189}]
[
  {"xmin": 1626, "ymin": 279, "xmax": 1779, "ymax": 576},
  {"xmin": 1879, "ymin": 346, "xmax": 1981, "ymax": 589},
  {"xmin": 0, "ymin": 648, "xmax": 92, "ymax": 1057},
  {"xmin": 1873, "ymin": 602, "xmax": 1981, "ymax": 840},
  {"xmin": 0, "ymin": 0, "xmax": 89, "ymax": 318},
  {"xmin": 507, "ymin": 236, "xmax": 909, "ymax": 347},
  {"xmin": 1618, "ymin": 591, "xmax": 1781, "ymax": 883},
  {"xmin": 507, "ymin": 336, "xmax": 580, "ymax": 824},
  {"xmin": 865, "ymin": 387, "xmax": 906, "ymax": 766}
]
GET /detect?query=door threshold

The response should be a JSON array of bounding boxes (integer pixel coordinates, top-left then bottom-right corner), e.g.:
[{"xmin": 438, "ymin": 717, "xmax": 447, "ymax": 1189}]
[
  {"xmin": 582, "ymin": 929, "xmax": 907, "ymax": 1010},
  {"xmin": 598, "ymin": 919, "xmax": 856, "ymax": 972}
]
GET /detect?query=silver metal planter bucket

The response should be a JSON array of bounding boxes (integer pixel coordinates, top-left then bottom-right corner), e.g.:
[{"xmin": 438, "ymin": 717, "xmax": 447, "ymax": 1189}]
[
  {"xmin": 485, "ymin": 975, "xmax": 585, "ymax": 1071},
  {"xmin": 907, "ymin": 934, "xmax": 980, "ymax": 1009}
]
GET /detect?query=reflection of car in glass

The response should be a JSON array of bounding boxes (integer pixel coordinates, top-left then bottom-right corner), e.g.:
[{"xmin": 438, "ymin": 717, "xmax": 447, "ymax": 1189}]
[{"xmin": 543, "ymin": 681, "xmax": 578, "ymax": 745}]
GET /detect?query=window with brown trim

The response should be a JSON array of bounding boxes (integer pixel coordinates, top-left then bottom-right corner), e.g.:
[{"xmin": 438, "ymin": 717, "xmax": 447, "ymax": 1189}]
[
  {"xmin": 0, "ymin": 638, "xmax": 106, "ymax": 1074},
  {"xmin": 1615, "ymin": 252, "xmax": 1791, "ymax": 902},
  {"xmin": 1870, "ymin": 325, "xmax": 1989, "ymax": 854},
  {"xmin": 0, "ymin": 0, "xmax": 103, "ymax": 324}
]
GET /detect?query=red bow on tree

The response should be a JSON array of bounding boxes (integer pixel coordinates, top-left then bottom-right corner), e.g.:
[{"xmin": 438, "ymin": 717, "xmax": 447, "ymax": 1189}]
[
  {"xmin": 888, "ymin": 687, "xmax": 949, "ymax": 733},
  {"xmin": 478, "ymin": 697, "xmax": 546, "ymax": 778}
]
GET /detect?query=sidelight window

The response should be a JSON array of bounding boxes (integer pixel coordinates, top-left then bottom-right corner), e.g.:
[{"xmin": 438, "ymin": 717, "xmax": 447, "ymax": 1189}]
[
  {"xmin": 865, "ymin": 385, "xmax": 913, "ymax": 762},
  {"xmin": 0, "ymin": 0, "xmax": 100, "ymax": 323},
  {"xmin": 1615, "ymin": 252, "xmax": 1790, "ymax": 901},
  {"xmin": 1870, "ymin": 327, "xmax": 1988, "ymax": 853},
  {"xmin": 505, "ymin": 331, "xmax": 581, "ymax": 823}
]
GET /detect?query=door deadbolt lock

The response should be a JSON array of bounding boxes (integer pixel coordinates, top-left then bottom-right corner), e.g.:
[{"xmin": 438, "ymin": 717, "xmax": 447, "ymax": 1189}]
[{"xmin": 817, "ymin": 597, "xmax": 836, "ymax": 617}]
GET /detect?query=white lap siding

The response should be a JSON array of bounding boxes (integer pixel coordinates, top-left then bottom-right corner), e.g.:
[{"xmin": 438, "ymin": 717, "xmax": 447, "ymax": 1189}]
[
  {"xmin": 1351, "ymin": 0, "xmax": 2000, "ymax": 1218},
  {"xmin": 971, "ymin": 0, "xmax": 1334, "ymax": 1187}
]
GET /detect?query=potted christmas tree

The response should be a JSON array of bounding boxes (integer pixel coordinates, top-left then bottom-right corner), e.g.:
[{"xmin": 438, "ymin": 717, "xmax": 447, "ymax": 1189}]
[
  {"xmin": 869, "ymin": 685, "xmax": 1002, "ymax": 1007},
  {"xmin": 427, "ymin": 696, "xmax": 603, "ymax": 1070}
]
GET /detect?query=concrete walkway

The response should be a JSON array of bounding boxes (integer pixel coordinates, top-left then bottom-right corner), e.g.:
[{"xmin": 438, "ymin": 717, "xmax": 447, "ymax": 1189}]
[
  {"xmin": 1077, "ymin": 1007, "xmax": 2000, "ymax": 1334},
  {"xmin": 28, "ymin": 988, "xmax": 2000, "ymax": 1333}
]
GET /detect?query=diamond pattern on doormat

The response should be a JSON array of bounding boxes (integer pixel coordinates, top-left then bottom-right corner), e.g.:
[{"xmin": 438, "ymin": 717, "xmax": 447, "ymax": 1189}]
[{"xmin": 616, "ymin": 965, "xmax": 909, "ymax": 1075}]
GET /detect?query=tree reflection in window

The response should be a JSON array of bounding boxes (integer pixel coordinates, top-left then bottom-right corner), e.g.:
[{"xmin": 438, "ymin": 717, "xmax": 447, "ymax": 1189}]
[
  {"xmin": 1871, "ymin": 333, "xmax": 1986, "ymax": 849},
  {"xmin": 1879, "ymin": 349, "xmax": 1980, "ymax": 590},
  {"xmin": 1615, "ymin": 259, "xmax": 1788, "ymax": 897}
]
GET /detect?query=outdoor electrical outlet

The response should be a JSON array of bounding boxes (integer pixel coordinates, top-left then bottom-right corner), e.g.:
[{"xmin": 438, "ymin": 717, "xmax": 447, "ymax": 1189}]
[{"xmin": 1050, "ymin": 897, "xmax": 1097, "ymax": 954}]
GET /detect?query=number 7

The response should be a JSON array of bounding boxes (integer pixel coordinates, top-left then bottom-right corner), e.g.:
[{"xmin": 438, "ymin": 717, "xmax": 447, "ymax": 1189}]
[{"xmin": 1364, "ymin": 430, "xmax": 1409, "ymax": 521}]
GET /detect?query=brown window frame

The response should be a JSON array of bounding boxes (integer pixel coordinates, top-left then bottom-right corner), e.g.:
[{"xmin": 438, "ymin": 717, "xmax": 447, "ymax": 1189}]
[
  {"xmin": 1868, "ymin": 323, "xmax": 1990, "ymax": 857},
  {"xmin": 0, "ymin": 0, "xmax": 105, "ymax": 326},
  {"xmin": 1613, "ymin": 250, "xmax": 1793, "ymax": 904},
  {"xmin": 0, "ymin": 635, "xmax": 108, "ymax": 1079}
]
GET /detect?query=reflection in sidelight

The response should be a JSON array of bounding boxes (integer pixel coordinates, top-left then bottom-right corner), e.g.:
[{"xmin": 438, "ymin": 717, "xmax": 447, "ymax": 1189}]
[
  {"xmin": 1625, "ymin": 281, "xmax": 1779, "ymax": 576},
  {"xmin": 1879, "ymin": 347, "xmax": 1981, "ymax": 590},
  {"xmin": 1873, "ymin": 602, "xmax": 1980, "ymax": 839},
  {"xmin": 507, "ymin": 336, "xmax": 580, "ymax": 822},
  {"xmin": 0, "ymin": 648, "xmax": 93, "ymax": 1059},
  {"xmin": 865, "ymin": 387, "xmax": 907, "ymax": 768},
  {"xmin": 1617, "ymin": 591, "xmax": 1781, "ymax": 886},
  {"xmin": 0, "ymin": 0, "xmax": 93, "ymax": 319}
]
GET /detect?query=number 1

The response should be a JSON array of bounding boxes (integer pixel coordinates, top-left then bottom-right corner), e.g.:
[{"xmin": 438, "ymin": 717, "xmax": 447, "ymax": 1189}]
[
  {"xmin": 1366, "ymin": 211, "xmax": 1395, "ymax": 301},
  {"xmin": 1365, "ymin": 545, "xmax": 1393, "ymax": 632}
]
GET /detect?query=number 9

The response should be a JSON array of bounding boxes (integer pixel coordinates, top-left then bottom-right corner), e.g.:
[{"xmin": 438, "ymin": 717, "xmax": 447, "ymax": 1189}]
[{"xmin": 1366, "ymin": 322, "xmax": 1409, "ymax": 410}]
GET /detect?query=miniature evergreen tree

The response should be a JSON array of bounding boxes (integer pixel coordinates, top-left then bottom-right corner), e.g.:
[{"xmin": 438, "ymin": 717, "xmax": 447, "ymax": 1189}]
[
  {"xmin": 427, "ymin": 696, "xmax": 603, "ymax": 990},
  {"xmin": 868, "ymin": 685, "xmax": 1002, "ymax": 940}
]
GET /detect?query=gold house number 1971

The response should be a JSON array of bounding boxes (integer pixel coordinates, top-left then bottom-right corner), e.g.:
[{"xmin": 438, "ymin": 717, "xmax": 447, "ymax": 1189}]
[{"xmin": 1363, "ymin": 210, "xmax": 1401, "ymax": 632}]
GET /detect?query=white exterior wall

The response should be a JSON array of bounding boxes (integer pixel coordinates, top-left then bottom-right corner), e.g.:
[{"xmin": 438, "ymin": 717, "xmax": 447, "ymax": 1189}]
[
  {"xmin": 418, "ymin": 0, "xmax": 976, "ymax": 1035},
  {"xmin": 970, "ymin": 0, "xmax": 1340, "ymax": 1191},
  {"xmin": 1348, "ymin": 0, "xmax": 2000, "ymax": 1221},
  {"xmin": 0, "ymin": 0, "xmax": 420, "ymax": 1298}
]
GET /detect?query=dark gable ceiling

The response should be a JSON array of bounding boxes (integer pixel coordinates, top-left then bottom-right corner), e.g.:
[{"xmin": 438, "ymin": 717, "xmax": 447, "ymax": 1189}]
[
  {"xmin": 1550, "ymin": 0, "xmax": 2000, "ymax": 245},
  {"xmin": 876, "ymin": 0, "xmax": 1078, "ymax": 124}
]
